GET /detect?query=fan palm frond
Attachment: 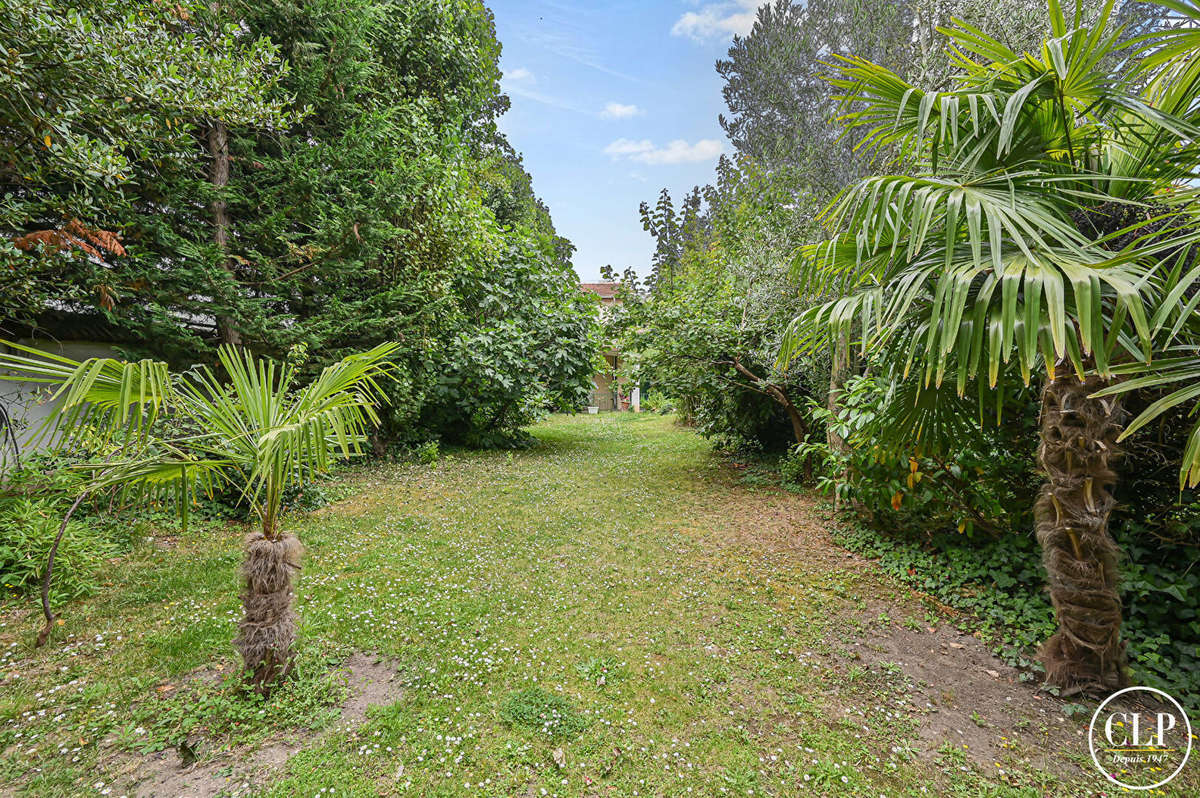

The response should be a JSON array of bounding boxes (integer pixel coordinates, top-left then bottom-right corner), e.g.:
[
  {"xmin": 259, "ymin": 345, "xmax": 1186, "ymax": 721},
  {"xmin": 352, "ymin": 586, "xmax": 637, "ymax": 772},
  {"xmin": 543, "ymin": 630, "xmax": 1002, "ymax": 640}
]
[{"xmin": 0, "ymin": 341, "xmax": 173, "ymax": 448}]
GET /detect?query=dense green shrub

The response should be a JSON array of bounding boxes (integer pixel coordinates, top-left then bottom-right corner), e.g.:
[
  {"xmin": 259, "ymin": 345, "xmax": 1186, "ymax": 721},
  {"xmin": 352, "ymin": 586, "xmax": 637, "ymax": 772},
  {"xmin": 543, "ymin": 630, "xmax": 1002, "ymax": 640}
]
[
  {"xmin": 807, "ymin": 375, "xmax": 1200, "ymax": 705},
  {"xmin": 414, "ymin": 441, "xmax": 440, "ymax": 466},
  {"xmin": 778, "ymin": 449, "xmax": 809, "ymax": 487},
  {"xmin": 640, "ymin": 390, "xmax": 674, "ymax": 415},
  {"xmin": 798, "ymin": 376, "xmax": 1039, "ymax": 536},
  {"xmin": 0, "ymin": 497, "xmax": 113, "ymax": 604},
  {"xmin": 3, "ymin": 0, "xmax": 596, "ymax": 451}
]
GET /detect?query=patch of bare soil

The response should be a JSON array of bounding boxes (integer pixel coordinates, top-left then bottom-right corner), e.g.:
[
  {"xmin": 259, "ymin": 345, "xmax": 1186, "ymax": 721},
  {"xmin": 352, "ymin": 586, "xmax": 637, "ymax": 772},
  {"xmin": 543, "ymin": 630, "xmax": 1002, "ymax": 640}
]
[
  {"xmin": 700, "ymin": 483, "xmax": 1095, "ymax": 782},
  {"xmin": 846, "ymin": 613, "xmax": 1086, "ymax": 776},
  {"xmin": 120, "ymin": 653, "xmax": 402, "ymax": 798},
  {"xmin": 686, "ymin": 485, "xmax": 880, "ymax": 574}
]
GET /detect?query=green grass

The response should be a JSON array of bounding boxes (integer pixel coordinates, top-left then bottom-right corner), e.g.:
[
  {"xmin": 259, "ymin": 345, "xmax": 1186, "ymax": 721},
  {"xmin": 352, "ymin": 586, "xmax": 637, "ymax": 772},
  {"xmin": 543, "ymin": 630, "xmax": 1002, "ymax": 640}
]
[{"xmin": 0, "ymin": 414, "xmax": 1185, "ymax": 796}]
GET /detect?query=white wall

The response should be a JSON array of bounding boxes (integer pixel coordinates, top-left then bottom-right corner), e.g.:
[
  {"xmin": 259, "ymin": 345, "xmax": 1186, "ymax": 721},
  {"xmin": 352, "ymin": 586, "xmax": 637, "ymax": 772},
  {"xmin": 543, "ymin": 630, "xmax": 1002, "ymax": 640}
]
[{"xmin": 1, "ymin": 339, "xmax": 120, "ymax": 465}]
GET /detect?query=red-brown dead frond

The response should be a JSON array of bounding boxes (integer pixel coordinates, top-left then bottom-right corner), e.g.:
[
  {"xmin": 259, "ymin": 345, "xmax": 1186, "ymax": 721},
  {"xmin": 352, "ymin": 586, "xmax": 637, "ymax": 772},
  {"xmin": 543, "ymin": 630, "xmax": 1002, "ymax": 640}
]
[
  {"xmin": 64, "ymin": 219, "xmax": 127, "ymax": 257},
  {"xmin": 12, "ymin": 220, "xmax": 126, "ymax": 259}
]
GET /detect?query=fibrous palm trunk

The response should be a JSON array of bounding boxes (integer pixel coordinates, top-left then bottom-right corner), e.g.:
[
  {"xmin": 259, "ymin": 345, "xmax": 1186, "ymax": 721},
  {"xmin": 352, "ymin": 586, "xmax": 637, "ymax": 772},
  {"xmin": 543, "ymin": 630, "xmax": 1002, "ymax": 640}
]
[
  {"xmin": 234, "ymin": 531, "xmax": 302, "ymax": 692},
  {"xmin": 1034, "ymin": 370, "xmax": 1128, "ymax": 694}
]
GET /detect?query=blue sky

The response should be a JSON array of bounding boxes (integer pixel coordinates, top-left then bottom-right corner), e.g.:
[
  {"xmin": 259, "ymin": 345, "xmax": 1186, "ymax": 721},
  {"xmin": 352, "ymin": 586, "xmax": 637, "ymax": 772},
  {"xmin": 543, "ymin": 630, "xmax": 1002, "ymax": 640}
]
[{"xmin": 492, "ymin": 1, "xmax": 759, "ymax": 281}]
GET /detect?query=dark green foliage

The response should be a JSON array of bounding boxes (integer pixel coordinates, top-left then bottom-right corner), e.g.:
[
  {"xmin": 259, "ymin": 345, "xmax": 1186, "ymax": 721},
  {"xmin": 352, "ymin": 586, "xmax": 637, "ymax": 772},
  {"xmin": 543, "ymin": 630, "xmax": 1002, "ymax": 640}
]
[
  {"xmin": 416, "ymin": 238, "xmax": 599, "ymax": 447},
  {"xmin": 0, "ymin": 0, "xmax": 288, "ymax": 231},
  {"xmin": 778, "ymin": 449, "xmax": 808, "ymax": 487},
  {"xmin": 0, "ymin": 451, "xmax": 127, "ymax": 604},
  {"xmin": 799, "ymin": 375, "xmax": 1039, "ymax": 536},
  {"xmin": 0, "ymin": 0, "xmax": 290, "ymax": 330},
  {"xmin": 3, "ymin": 0, "xmax": 596, "ymax": 448},
  {"xmin": 615, "ymin": 0, "xmax": 1199, "ymax": 701},
  {"xmin": 280, "ymin": 478, "xmax": 334, "ymax": 514},
  {"xmin": 716, "ymin": 0, "xmax": 1171, "ymax": 203},
  {"xmin": 810, "ymin": 374, "xmax": 1200, "ymax": 705},
  {"xmin": 1119, "ymin": 531, "xmax": 1200, "ymax": 698},
  {"xmin": 500, "ymin": 687, "xmax": 588, "ymax": 741}
]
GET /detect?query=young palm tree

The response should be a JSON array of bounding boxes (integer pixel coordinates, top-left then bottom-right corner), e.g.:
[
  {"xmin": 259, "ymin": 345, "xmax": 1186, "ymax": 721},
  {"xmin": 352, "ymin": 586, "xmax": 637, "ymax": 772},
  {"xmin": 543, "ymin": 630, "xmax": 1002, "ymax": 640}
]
[
  {"xmin": 0, "ymin": 341, "xmax": 398, "ymax": 689},
  {"xmin": 781, "ymin": 0, "xmax": 1200, "ymax": 692}
]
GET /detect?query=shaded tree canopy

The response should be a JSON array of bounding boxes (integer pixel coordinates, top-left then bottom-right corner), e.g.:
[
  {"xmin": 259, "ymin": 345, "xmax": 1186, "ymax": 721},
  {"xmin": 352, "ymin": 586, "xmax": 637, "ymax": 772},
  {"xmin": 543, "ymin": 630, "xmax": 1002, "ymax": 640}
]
[{"xmin": 1, "ymin": 0, "xmax": 597, "ymax": 446}]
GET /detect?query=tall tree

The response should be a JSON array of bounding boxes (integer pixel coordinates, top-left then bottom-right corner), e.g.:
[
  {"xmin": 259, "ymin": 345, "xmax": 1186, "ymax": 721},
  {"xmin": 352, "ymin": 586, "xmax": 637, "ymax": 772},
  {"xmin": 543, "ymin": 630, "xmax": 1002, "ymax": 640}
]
[
  {"xmin": 781, "ymin": 0, "xmax": 1200, "ymax": 692},
  {"xmin": 717, "ymin": 0, "xmax": 918, "ymax": 200},
  {"xmin": 0, "ymin": 0, "xmax": 288, "ymax": 332},
  {"xmin": 4, "ymin": 0, "xmax": 595, "ymax": 446},
  {"xmin": 716, "ymin": 0, "xmax": 1170, "ymax": 202}
]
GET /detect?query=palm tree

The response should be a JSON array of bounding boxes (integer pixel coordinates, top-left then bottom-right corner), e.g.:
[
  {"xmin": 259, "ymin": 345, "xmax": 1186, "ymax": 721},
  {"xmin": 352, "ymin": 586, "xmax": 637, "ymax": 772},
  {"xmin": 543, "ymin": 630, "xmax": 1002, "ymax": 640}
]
[
  {"xmin": 780, "ymin": 0, "xmax": 1200, "ymax": 693},
  {"xmin": 0, "ymin": 341, "xmax": 398, "ymax": 690},
  {"xmin": 1092, "ymin": 0, "xmax": 1200, "ymax": 489}
]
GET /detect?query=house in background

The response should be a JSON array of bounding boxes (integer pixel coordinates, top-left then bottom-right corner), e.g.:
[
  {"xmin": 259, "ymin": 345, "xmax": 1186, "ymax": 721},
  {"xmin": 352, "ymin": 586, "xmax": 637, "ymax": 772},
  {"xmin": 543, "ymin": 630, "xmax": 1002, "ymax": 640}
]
[{"xmin": 578, "ymin": 282, "xmax": 639, "ymax": 412}]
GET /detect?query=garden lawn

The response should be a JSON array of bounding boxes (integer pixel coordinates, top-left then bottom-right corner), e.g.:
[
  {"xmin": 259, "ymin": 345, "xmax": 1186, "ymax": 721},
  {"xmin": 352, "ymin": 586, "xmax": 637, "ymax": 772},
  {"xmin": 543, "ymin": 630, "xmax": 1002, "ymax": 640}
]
[{"xmin": 1, "ymin": 414, "xmax": 1192, "ymax": 796}]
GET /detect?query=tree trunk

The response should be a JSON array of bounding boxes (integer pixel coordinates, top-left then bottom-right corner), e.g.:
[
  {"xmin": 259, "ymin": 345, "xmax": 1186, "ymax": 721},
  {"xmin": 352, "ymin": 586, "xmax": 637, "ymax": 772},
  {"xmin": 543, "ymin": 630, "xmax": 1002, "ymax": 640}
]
[
  {"xmin": 1034, "ymin": 370, "xmax": 1127, "ymax": 694},
  {"xmin": 728, "ymin": 359, "xmax": 809, "ymax": 446},
  {"xmin": 234, "ymin": 531, "xmax": 302, "ymax": 692},
  {"xmin": 207, "ymin": 122, "xmax": 241, "ymax": 347},
  {"xmin": 827, "ymin": 334, "xmax": 851, "ymax": 510},
  {"xmin": 783, "ymin": 402, "xmax": 808, "ymax": 448}
]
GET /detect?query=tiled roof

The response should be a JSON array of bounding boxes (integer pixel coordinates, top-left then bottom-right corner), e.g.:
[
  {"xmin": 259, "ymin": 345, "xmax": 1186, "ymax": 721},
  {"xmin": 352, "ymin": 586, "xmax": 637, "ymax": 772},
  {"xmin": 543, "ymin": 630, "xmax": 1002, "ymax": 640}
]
[{"xmin": 579, "ymin": 282, "xmax": 618, "ymax": 299}]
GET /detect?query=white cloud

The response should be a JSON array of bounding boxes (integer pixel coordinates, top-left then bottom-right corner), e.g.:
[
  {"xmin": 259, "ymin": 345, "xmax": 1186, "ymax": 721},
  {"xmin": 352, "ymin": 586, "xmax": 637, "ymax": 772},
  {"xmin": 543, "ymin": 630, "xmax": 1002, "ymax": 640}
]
[
  {"xmin": 604, "ymin": 137, "xmax": 724, "ymax": 165},
  {"xmin": 671, "ymin": 1, "xmax": 758, "ymax": 42},
  {"xmin": 601, "ymin": 102, "xmax": 642, "ymax": 119},
  {"xmin": 604, "ymin": 138, "xmax": 655, "ymax": 157},
  {"xmin": 504, "ymin": 67, "xmax": 535, "ymax": 82}
]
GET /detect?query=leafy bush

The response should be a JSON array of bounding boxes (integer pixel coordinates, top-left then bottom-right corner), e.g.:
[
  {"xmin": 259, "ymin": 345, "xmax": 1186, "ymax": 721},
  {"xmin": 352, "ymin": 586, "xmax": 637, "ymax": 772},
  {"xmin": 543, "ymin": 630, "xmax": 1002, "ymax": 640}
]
[
  {"xmin": 640, "ymin": 389, "xmax": 674, "ymax": 414},
  {"xmin": 779, "ymin": 448, "xmax": 810, "ymax": 487},
  {"xmin": 605, "ymin": 176, "xmax": 820, "ymax": 456},
  {"xmin": 0, "ymin": 497, "xmax": 113, "ymax": 604},
  {"xmin": 415, "ymin": 440, "xmax": 440, "ymax": 466},
  {"xmin": 1117, "ymin": 529, "xmax": 1200, "ymax": 698},
  {"xmin": 1, "ymin": 449, "xmax": 91, "ymax": 499},
  {"xmin": 280, "ymin": 479, "xmax": 335, "ymax": 514},
  {"xmin": 799, "ymin": 376, "xmax": 1038, "ymax": 537}
]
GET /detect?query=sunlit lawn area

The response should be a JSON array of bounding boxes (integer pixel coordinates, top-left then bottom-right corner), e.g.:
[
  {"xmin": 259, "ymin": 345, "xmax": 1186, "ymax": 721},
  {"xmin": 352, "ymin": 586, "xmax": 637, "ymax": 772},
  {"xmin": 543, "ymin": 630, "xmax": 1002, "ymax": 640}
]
[{"xmin": 1, "ymin": 414, "xmax": 1189, "ymax": 796}]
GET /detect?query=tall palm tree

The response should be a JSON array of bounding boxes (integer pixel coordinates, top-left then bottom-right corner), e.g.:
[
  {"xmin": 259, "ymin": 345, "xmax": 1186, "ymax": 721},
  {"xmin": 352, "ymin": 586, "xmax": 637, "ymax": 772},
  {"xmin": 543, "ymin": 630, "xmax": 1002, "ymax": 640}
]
[
  {"xmin": 1092, "ymin": 0, "xmax": 1200, "ymax": 489},
  {"xmin": 781, "ymin": 0, "xmax": 1200, "ymax": 693},
  {"xmin": 0, "ymin": 341, "xmax": 398, "ymax": 689}
]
